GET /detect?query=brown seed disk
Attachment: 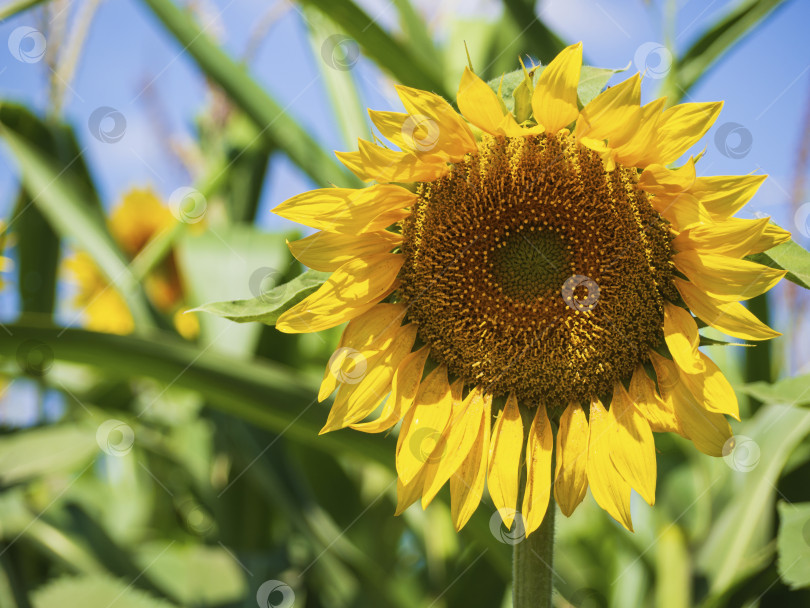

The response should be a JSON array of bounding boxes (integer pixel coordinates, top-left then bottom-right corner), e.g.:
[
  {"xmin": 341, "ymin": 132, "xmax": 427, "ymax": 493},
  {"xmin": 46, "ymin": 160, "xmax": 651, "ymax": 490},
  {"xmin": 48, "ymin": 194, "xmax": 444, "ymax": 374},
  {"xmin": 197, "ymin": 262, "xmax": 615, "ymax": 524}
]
[{"xmin": 399, "ymin": 133, "xmax": 677, "ymax": 409}]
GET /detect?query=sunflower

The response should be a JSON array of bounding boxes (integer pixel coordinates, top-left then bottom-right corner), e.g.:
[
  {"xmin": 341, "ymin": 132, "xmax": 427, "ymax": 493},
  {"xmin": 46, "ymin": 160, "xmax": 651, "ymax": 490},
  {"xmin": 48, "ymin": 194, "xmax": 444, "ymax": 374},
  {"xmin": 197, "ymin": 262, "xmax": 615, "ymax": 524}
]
[
  {"xmin": 273, "ymin": 43, "xmax": 789, "ymax": 534},
  {"xmin": 65, "ymin": 188, "xmax": 199, "ymax": 339}
]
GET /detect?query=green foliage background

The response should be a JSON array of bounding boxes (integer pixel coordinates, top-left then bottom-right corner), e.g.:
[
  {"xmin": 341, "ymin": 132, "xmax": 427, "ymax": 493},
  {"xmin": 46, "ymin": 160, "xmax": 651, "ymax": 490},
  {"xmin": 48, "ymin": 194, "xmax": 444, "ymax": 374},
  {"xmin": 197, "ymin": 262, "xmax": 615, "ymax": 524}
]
[{"xmin": 1, "ymin": 0, "xmax": 810, "ymax": 607}]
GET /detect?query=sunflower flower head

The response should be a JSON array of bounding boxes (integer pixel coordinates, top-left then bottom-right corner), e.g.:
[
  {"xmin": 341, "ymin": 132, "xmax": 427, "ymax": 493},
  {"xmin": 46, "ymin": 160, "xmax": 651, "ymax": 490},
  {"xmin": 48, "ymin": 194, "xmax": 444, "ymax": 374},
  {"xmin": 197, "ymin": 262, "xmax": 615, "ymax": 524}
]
[{"xmin": 273, "ymin": 42, "xmax": 790, "ymax": 534}]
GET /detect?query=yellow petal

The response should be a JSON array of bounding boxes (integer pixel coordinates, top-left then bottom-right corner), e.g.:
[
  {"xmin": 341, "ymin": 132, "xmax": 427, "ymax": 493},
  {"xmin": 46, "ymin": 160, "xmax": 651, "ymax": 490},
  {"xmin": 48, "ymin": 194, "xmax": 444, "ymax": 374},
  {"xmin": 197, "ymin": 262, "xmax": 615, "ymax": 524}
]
[
  {"xmin": 288, "ymin": 230, "xmax": 401, "ymax": 272},
  {"xmin": 678, "ymin": 352, "xmax": 740, "ymax": 420},
  {"xmin": 531, "ymin": 42, "xmax": 582, "ymax": 134},
  {"xmin": 357, "ymin": 139, "xmax": 450, "ymax": 183},
  {"xmin": 574, "ymin": 73, "xmax": 641, "ymax": 147},
  {"xmin": 554, "ymin": 402, "xmax": 589, "ymax": 517},
  {"xmin": 487, "ymin": 393, "xmax": 524, "ymax": 528},
  {"xmin": 663, "ymin": 302, "xmax": 705, "ymax": 375},
  {"xmin": 756, "ymin": 223, "xmax": 792, "ymax": 252},
  {"xmin": 649, "ymin": 352, "xmax": 732, "ymax": 456},
  {"xmin": 368, "ymin": 110, "xmax": 412, "ymax": 150},
  {"xmin": 335, "ymin": 150, "xmax": 372, "ymax": 181},
  {"xmin": 673, "ymin": 250, "xmax": 786, "ymax": 302},
  {"xmin": 318, "ymin": 303, "xmax": 406, "ymax": 401},
  {"xmin": 351, "ymin": 345, "xmax": 430, "ymax": 433},
  {"xmin": 273, "ymin": 185, "xmax": 416, "ymax": 233},
  {"xmin": 587, "ymin": 397, "xmax": 633, "ymax": 531},
  {"xmin": 608, "ymin": 382, "xmax": 657, "ymax": 506},
  {"xmin": 449, "ymin": 395, "xmax": 490, "ymax": 531},
  {"xmin": 395, "ymin": 85, "xmax": 477, "ymax": 159},
  {"xmin": 689, "ymin": 174, "xmax": 767, "ymax": 221},
  {"xmin": 395, "ymin": 465, "xmax": 428, "ymax": 515},
  {"xmin": 638, "ymin": 159, "xmax": 696, "ymax": 196},
  {"xmin": 673, "ymin": 217, "xmax": 776, "ymax": 258},
  {"xmin": 423, "ymin": 386, "xmax": 489, "ymax": 507},
  {"xmin": 276, "ymin": 253, "xmax": 403, "ymax": 333},
  {"xmin": 674, "ymin": 277, "xmax": 781, "ymax": 341},
  {"xmin": 396, "ymin": 364, "xmax": 453, "ymax": 485},
  {"xmin": 521, "ymin": 405, "xmax": 553, "ymax": 536},
  {"xmin": 650, "ymin": 192, "xmax": 713, "ymax": 231},
  {"xmin": 322, "ymin": 324, "xmax": 418, "ymax": 432},
  {"xmin": 613, "ymin": 98, "xmax": 666, "ymax": 167},
  {"xmin": 457, "ymin": 67, "xmax": 509, "ymax": 135},
  {"xmin": 654, "ymin": 101, "xmax": 723, "ymax": 165},
  {"xmin": 629, "ymin": 366, "xmax": 682, "ymax": 435}
]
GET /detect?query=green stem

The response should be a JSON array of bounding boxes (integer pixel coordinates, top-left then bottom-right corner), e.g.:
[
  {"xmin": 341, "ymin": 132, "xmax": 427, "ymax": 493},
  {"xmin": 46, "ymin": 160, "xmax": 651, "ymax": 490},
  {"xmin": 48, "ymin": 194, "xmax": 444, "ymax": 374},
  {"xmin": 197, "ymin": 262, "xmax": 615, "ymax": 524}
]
[{"xmin": 513, "ymin": 497, "xmax": 556, "ymax": 608}]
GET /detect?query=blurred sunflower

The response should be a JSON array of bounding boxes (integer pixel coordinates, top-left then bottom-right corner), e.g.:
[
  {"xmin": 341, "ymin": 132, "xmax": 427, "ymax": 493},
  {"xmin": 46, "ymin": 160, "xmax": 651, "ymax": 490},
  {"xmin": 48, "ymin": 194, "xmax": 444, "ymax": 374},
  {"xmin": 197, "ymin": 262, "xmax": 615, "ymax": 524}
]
[
  {"xmin": 65, "ymin": 188, "xmax": 199, "ymax": 339},
  {"xmin": 273, "ymin": 43, "xmax": 789, "ymax": 534}
]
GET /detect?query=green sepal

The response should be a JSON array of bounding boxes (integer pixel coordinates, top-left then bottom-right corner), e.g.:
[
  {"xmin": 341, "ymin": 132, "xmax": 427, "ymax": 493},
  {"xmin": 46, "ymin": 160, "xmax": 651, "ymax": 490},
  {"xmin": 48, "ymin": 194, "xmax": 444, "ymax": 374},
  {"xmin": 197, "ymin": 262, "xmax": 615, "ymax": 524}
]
[
  {"xmin": 486, "ymin": 63, "xmax": 628, "ymax": 116},
  {"xmin": 194, "ymin": 270, "xmax": 329, "ymax": 326}
]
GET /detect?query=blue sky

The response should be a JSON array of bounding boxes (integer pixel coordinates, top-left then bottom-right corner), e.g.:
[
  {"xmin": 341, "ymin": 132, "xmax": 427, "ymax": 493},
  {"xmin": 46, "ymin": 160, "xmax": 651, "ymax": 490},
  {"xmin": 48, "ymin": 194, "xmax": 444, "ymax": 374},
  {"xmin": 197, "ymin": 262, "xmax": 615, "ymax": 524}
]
[{"xmin": 1, "ymin": 0, "xmax": 809, "ymax": 369}]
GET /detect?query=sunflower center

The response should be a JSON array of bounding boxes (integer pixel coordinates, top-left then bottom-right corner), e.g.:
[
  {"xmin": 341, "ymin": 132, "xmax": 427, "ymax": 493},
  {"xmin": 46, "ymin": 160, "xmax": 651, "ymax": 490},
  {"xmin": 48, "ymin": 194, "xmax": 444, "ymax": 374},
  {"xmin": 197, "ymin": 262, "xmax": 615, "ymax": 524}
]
[
  {"xmin": 399, "ymin": 133, "xmax": 677, "ymax": 409},
  {"xmin": 490, "ymin": 230, "xmax": 572, "ymax": 300}
]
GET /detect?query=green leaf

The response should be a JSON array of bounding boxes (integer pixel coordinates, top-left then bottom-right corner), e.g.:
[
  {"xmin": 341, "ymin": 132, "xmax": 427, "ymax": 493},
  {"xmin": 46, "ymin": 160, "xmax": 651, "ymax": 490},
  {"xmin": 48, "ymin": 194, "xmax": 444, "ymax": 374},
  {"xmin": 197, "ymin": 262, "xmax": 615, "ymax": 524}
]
[
  {"xmin": 0, "ymin": 424, "xmax": 98, "ymax": 485},
  {"xmin": 577, "ymin": 65, "xmax": 629, "ymax": 108},
  {"xmin": 0, "ymin": 322, "xmax": 393, "ymax": 466},
  {"xmin": 140, "ymin": 0, "xmax": 355, "ymax": 187},
  {"xmin": 746, "ymin": 239, "xmax": 810, "ymax": 290},
  {"xmin": 776, "ymin": 501, "xmax": 810, "ymax": 589},
  {"xmin": 135, "ymin": 543, "xmax": 247, "ymax": 605},
  {"xmin": 739, "ymin": 374, "xmax": 810, "ymax": 407},
  {"xmin": 665, "ymin": 0, "xmax": 790, "ymax": 102},
  {"xmin": 296, "ymin": 0, "xmax": 449, "ymax": 98},
  {"xmin": 195, "ymin": 269, "xmax": 329, "ymax": 326},
  {"xmin": 31, "ymin": 575, "xmax": 177, "ymax": 608},
  {"xmin": 697, "ymin": 405, "xmax": 810, "ymax": 592},
  {"xmin": 176, "ymin": 226, "xmax": 294, "ymax": 355},
  {"xmin": 0, "ymin": 104, "xmax": 154, "ymax": 328}
]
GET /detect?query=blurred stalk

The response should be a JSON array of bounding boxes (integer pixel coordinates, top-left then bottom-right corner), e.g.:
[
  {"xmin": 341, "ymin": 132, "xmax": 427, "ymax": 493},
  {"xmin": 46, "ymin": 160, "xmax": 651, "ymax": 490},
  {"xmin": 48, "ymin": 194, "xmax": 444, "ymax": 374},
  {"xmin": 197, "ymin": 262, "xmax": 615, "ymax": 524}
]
[
  {"xmin": 743, "ymin": 294, "xmax": 772, "ymax": 410},
  {"xmin": 0, "ymin": 0, "xmax": 47, "ymax": 20},
  {"xmin": 787, "ymin": 79, "xmax": 810, "ymax": 373},
  {"xmin": 0, "ymin": 552, "xmax": 31, "ymax": 608},
  {"xmin": 0, "ymin": 321, "xmax": 392, "ymax": 466},
  {"xmin": 302, "ymin": 7, "xmax": 369, "ymax": 149},
  {"xmin": 141, "ymin": 0, "xmax": 356, "ymax": 188},
  {"xmin": 51, "ymin": 0, "xmax": 102, "ymax": 115}
]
